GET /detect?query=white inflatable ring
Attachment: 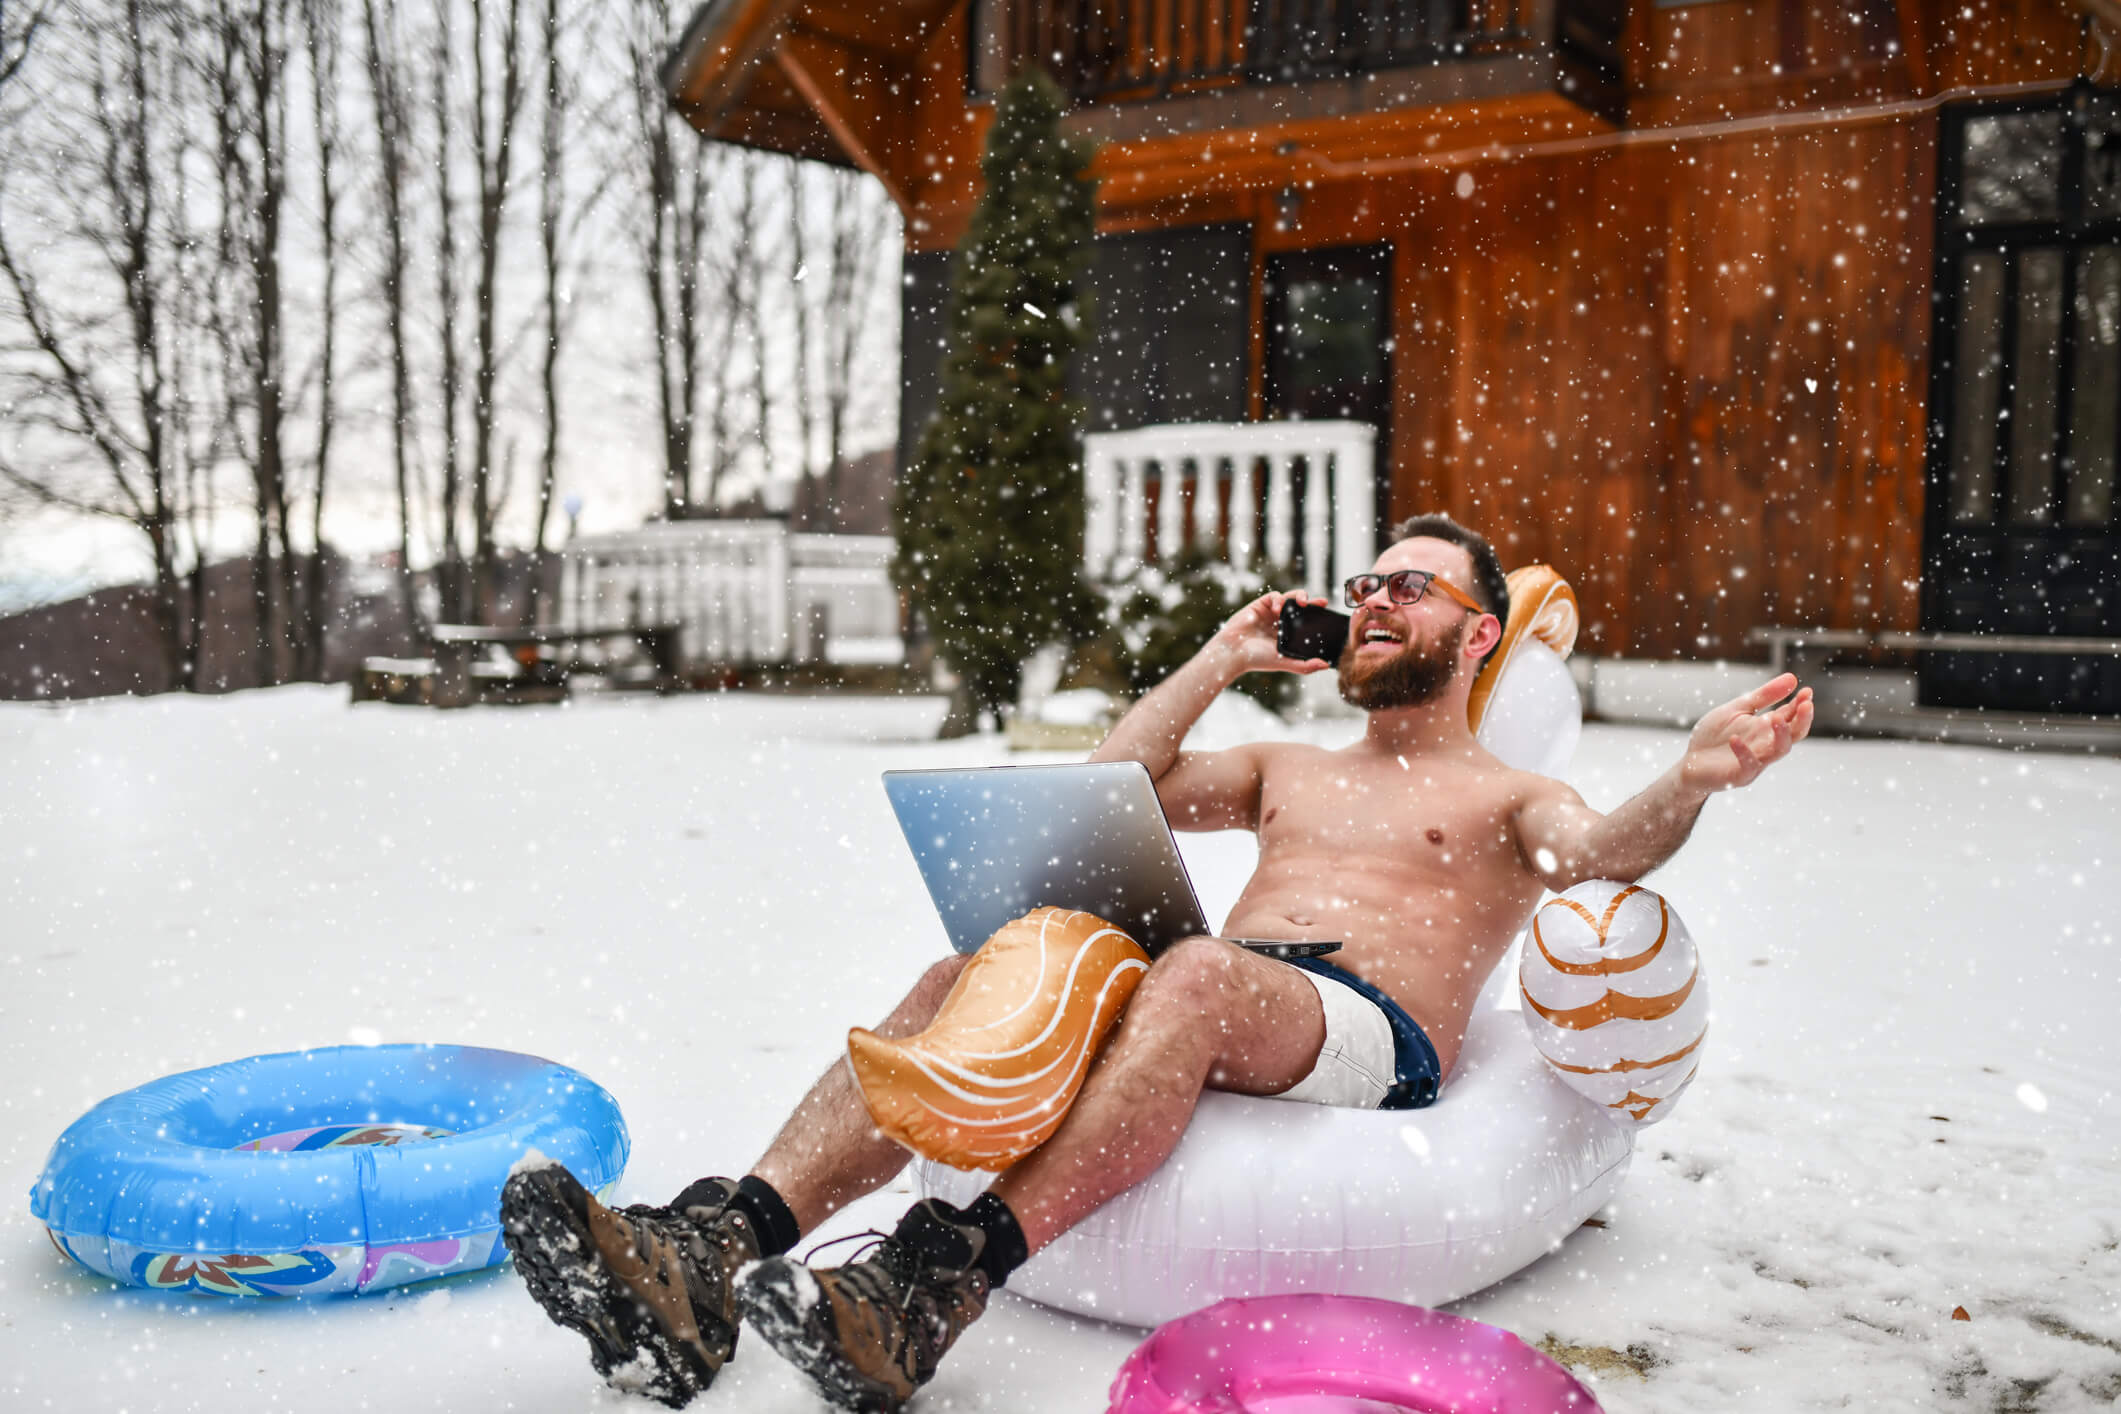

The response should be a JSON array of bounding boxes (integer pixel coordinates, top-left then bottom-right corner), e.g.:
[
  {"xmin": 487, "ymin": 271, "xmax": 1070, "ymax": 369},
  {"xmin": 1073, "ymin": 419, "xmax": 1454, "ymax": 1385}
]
[{"xmin": 916, "ymin": 1001, "xmax": 1633, "ymax": 1328}]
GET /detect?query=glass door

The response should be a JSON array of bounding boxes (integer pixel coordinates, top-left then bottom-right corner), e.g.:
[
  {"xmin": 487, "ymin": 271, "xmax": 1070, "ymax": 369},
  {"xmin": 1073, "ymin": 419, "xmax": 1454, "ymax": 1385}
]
[{"xmin": 1923, "ymin": 86, "xmax": 2121, "ymax": 713}]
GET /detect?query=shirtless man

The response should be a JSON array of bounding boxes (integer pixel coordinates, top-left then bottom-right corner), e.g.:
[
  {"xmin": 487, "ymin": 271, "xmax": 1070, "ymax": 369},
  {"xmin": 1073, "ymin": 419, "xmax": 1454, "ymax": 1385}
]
[{"xmin": 500, "ymin": 513, "xmax": 1815, "ymax": 1412}]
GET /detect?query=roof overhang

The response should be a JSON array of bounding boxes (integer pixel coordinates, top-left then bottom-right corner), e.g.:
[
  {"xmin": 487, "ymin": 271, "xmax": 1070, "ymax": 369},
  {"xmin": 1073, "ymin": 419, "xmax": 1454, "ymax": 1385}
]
[
  {"xmin": 662, "ymin": 0, "xmax": 959, "ymax": 210},
  {"xmin": 660, "ymin": 0, "xmax": 803, "ymax": 139}
]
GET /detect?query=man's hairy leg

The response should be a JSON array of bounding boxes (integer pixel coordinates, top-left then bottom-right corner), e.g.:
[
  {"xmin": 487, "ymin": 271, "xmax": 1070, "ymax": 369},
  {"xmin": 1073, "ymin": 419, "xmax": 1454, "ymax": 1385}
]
[
  {"xmin": 987, "ymin": 937, "xmax": 1326, "ymax": 1253},
  {"xmin": 747, "ymin": 953, "xmax": 971, "ymax": 1234}
]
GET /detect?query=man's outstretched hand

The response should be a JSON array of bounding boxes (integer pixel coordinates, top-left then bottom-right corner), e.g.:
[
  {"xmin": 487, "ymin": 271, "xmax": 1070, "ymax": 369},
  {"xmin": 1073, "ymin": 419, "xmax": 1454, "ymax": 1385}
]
[{"xmin": 1680, "ymin": 673, "xmax": 1815, "ymax": 794}]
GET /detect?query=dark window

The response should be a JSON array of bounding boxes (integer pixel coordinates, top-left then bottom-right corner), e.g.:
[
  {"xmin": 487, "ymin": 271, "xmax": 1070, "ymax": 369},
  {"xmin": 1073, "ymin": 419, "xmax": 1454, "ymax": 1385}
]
[
  {"xmin": 1958, "ymin": 111, "xmax": 2066, "ymax": 225},
  {"xmin": 1923, "ymin": 84, "xmax": 2121, "ymax": 714},
  {"xmin": 896, "ymin": 250, "xmax": 953, "ymax": 479},
  {"xmin": 1266, "ymin": 244, "xmax": 1393, "ymax": 546},
  {"xmin": 895, "ymin": 226, "xmax": 1251, "ymax": 474},
  {"xmin": 1076, "ymin": 224, "xmax": 1251, "ymax": 432},
  {"xmin": 1276, "ymin": 273, "xmax": 1386, "ymax": 411}
]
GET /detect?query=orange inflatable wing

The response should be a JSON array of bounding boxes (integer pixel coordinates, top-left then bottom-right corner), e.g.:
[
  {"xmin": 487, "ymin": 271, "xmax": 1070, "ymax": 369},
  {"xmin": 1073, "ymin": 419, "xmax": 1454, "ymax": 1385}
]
[
  {"xmin": 1466, "ymin": 564, "xmax": 1579, "ymax": 735},
  {"xmin": 847, "ymin": 908, "xmax": 1151, "ymax": 1171}
]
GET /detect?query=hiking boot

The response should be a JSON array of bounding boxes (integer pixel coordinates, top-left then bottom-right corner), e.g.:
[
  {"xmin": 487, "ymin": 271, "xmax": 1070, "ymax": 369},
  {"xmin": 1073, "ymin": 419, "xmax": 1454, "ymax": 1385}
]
[
  {"xmin": 500, "ymin": 1163, "xmax": 759, "ymax": 1408},
  {"xmin": 737, "ymin": 1199, "xmax": 994, "ymax": 1413}
]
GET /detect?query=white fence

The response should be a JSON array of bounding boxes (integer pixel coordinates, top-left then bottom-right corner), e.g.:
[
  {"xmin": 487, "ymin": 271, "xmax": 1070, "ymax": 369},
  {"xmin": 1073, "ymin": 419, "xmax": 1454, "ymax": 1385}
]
[
  {"xmin": 549, "ymin": 422, "xmax": 1376, "ymax": 676},
  {"xmin": 553, "ymin": 522, "xmax": 902, "ymax": 669},
  {"xmin": 1082, "ymin": 420, "xmax": 1379, "ymax": 594}
]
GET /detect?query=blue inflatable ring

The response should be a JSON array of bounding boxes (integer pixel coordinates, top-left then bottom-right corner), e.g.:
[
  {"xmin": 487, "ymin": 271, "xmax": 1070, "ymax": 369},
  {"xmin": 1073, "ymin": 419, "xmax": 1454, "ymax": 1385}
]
[{"xmin": 29, "ymin": 1043, "xmax": 628, "ymax": 1296}]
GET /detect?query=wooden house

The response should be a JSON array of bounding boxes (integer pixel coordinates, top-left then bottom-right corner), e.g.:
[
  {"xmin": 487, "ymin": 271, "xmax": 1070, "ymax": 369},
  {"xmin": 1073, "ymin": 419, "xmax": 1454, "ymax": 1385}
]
[{"xmin": 664, "ymin": 1, "xmax": 2119, "ymax": 716}]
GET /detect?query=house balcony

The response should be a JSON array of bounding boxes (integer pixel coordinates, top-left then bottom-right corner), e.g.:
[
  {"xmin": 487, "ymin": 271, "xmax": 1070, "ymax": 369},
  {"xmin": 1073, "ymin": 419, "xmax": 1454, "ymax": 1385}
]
[{"xmin": 972, "ymin": 0, "xmax": 1627, "ymax": 137}]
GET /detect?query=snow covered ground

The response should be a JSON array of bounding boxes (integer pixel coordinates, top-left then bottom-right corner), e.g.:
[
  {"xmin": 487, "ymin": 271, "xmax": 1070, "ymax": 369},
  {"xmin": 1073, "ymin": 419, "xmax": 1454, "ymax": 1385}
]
[{"xmin": 2, "ymin": 686, "xmax": 2116, "ymax": 1412}]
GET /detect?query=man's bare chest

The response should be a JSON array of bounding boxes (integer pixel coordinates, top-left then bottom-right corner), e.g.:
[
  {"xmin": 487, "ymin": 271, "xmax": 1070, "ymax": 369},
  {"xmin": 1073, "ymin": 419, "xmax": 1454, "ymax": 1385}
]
[{"xmin": 1254, "ymin": 759, "xmax": 1525, "ymax": 869}]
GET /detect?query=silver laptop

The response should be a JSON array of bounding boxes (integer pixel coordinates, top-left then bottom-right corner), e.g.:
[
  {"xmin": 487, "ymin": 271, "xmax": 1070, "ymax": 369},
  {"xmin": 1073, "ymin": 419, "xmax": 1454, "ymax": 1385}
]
[{"xmin": 881, "ymin": 761, "xmax": 1211, "ymax": 955}]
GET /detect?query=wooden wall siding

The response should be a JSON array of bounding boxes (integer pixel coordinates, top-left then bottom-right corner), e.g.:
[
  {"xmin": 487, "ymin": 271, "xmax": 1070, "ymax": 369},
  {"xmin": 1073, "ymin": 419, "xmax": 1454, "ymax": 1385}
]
[
  {"xmin": 877, "ymin": 1, "xmax": 2097, "ymax": 251},
  {"xmin": 1370, "ymin": 157, "xmax": 1672, "ymax": 652},
  {"xmin": 1919, "ymin": 0, "xmax": 2098, "ymax": 91},
  {"xmin": 1657, "ymin": 122, "xmax": 1936, "ymax": 655},
  {"xmin": 827, "ymin": 0, "xmax": 2098, "ymax": 655},
  {"xmin": 1624, "ymin": 0, "xmax": 1922, "ymax": 126},
  {"xmin": 1324, "ymin": 116, "xmax": 1946, "ymax": 660},
  {"xmin": 1623, "ymin": 0, "xmax": 2094, "ymax": 126},
  {"xmin": 901, "ymin": 12, "xmax": 992, "ymax": 244}
]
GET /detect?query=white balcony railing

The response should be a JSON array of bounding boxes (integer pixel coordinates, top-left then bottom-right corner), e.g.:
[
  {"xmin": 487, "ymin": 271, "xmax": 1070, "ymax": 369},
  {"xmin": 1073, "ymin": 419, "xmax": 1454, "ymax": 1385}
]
[
  {"xmin": 1082, "ymin": 420, "xmax": 1379, "ymax": 595},
  {"xmin": 554, "ymin": 521, "xmax": 902, "ymax": 668}
]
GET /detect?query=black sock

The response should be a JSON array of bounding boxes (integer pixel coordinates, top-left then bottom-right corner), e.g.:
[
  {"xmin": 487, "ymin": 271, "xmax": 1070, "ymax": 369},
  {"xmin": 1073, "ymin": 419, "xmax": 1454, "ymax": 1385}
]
[
  {"xmin": 728, "ymin": 1175, "xmax": 800, "ymax": 1257},
  {"xmin": 956, "ymin": 1192, "xmax": 1028, "ymax": 1287}
]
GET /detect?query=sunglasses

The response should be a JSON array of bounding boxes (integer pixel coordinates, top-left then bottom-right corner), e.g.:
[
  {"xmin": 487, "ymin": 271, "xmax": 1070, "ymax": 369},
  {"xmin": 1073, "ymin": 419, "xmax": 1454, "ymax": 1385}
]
[{"xmin": 1342, "ymin": 570, "xmax": 1485, "ymax": 614}]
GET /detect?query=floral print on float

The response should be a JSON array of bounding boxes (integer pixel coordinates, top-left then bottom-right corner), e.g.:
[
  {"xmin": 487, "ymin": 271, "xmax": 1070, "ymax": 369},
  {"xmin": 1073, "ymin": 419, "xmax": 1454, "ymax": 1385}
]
[
  {"xmin": 130, "ymin": 1248, "xmax": 342, "ymax": 1295},
  {"xmin": 235, "ymin": 1123, "xmax": 454, "ymax": 1152},
  {"xmin": 47, "ymin": 1229, "xmax": 502, "ymax": 1297}
]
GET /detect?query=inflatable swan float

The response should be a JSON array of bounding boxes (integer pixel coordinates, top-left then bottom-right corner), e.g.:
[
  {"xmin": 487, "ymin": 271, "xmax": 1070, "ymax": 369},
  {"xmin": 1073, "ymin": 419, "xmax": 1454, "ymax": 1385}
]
[{"xmin": 851, "ymin": 567, "xmax": 1709, "ymax": 1325}]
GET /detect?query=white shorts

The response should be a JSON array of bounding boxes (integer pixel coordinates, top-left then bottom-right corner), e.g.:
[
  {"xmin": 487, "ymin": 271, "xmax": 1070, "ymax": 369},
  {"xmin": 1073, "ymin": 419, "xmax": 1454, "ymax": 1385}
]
[{"xmin": 1269, "ymin": 967, "xmax": 1401, "ymax": 1110}]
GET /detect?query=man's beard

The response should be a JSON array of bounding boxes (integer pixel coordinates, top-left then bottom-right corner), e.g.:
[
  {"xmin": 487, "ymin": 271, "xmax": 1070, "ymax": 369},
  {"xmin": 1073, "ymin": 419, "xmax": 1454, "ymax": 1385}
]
[{"xmin": 1337, "ymin": 619, "xmax": 1464, "ymax": 711}]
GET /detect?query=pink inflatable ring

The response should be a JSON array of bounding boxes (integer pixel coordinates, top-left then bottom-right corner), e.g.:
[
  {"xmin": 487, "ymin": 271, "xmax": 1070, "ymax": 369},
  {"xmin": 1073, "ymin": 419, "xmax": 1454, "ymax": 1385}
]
[{"xmin": 1106, "ymin": 1293, "xmax": 1601, "ymax": 1414}]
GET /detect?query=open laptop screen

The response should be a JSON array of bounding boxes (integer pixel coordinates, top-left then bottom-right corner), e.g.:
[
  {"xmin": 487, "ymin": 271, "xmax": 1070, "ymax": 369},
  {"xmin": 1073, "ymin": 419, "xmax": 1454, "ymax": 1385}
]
[{"xmin": 882, "ymin": 761, "xmax": 1211, "ymax": 956}]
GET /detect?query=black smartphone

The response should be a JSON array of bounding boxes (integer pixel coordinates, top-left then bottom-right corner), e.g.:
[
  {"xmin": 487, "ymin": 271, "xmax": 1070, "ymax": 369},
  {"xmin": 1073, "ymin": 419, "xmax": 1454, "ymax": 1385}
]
[
  {"xmin": 1277, "ymin": 600, "xmax": 1350, "ymax": 663},
  {"xmin": 1229, "ymin": 939, "xmax": 1342, "ymax": 960}
]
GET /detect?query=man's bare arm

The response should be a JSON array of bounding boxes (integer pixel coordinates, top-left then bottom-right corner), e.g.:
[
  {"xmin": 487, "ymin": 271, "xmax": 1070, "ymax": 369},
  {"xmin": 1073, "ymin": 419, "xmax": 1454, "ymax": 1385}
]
[
  {"xmin": 1090, "ymin": 589, "xmax": 1332, "ymax": 830},
  {"xmin": 1514, "ymin": 769, "xmax": 1710, "ymax": 890},
  {"xmin": 1089, "ymin": 638, "xmax": 1247, "ymax": 782},
  {"xmin": 1515, "ymin": 673, "xmax": 1815, "ymax": 889}
]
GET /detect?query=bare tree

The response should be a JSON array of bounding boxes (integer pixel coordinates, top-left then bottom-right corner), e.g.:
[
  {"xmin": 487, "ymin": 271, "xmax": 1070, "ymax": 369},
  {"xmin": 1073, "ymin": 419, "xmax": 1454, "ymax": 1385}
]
[
  {"xmin": 523, "ymin": 0, "xmax": 581, "ymax": 621},
  {"xmin": 0, "ymin": 0, "xmax": 206, "ymax": 689},
  {"xmin": 738, "ymin": 152, "xmax": 773, "ymax": 491},
  {"xmin": 0, "ymin": 0, "xmax": 51, "ymax": 92},
  {"xmin": 817, "ymin": 165, "xmax": 893, "ymax": 524},
  {"xmin": 697, "ymin": 169, "xmax": 744, "ymax": 508},
  {"xmin": 298, "ymin": 0, "xmax": 343, "ymax": 678},
  {"xmin": 625, "ymin": 0, "xmax": 713, "ymax": 517},
  {"xmin": 430, "ymin": 0, "xmax": 465, "ymax": 620},
  {"xmin": 526, "ymin": 0, "xmax": 563, "ymax": 619},
  {"xmin": 467, "ymin": 0, "xmax": 524, "ymax": 621},
  {"xmin": 787, "ymin": 159, "xmax": 811, "ymax": 483},
  {"xmin": 201, "ymin": 0, "xmax": 295, "ymax": 686},
  {"xmin": 363, "ymin": 0, "xmax": 420, "ymax": 635},
  {"xmin": 1, "ymin": 0, "xmax": 903, "ymax": 700}
]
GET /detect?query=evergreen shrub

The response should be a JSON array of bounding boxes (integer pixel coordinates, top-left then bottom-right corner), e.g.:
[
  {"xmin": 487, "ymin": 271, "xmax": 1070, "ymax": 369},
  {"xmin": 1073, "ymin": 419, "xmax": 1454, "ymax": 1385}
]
[{"xmin": 892, "ymin": 71, "xmax": 1101, "ymax": 733}]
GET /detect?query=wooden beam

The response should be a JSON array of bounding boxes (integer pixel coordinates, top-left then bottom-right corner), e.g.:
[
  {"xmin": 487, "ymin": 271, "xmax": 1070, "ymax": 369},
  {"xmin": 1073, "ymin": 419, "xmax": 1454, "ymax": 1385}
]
[
  {"xmin": 663, "ymin": 0, "xmax": 800, "ymax": 135},
  {"xmin": 789, "ymin": 0, "xmax": 953, "ymax": 64},
  {"xmin": 1088, "ymin": 93, "xmax": 1609, "ymax": 209},
  {"xmin": 715, "ymin": 103, "xmax": 861, "ymax": 167},
  {"xmin": 774, "ymin": 29, "xmax": 913, "ymax": 211}
]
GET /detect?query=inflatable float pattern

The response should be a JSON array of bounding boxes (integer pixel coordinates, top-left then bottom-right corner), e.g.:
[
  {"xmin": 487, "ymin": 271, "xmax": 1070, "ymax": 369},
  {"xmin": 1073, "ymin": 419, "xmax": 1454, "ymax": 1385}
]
[
  {"xmin": 849, "ymin": 907, "xmax": 1149, "ymax": 1170},
  {"xmin": 31, "ymin": 1044, "xmax": 628, "ymax": 1296},
  {"xmin": 1106, "ymin": 1293, "xmax": 1602, "ymax": 1413},
  {"xmin": 1521, "ymin": 881, "xmax": 1708, "ymax": 1127}
]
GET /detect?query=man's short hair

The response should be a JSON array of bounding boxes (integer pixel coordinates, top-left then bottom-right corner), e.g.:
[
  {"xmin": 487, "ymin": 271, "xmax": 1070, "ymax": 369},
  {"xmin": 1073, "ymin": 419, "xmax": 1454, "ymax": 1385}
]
[{"xmin": 1386, "ymin": 513, "xmax": 1511, "ymax": 667}]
